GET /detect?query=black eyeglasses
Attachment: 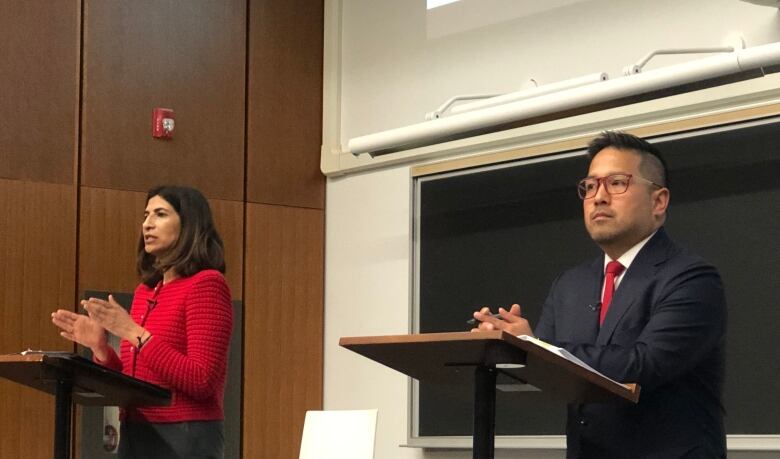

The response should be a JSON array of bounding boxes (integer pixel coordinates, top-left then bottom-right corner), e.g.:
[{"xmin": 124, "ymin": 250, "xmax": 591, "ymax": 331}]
[{"xmin": 577, "ymin": 174, "xmax": 662, "ymax": 200}]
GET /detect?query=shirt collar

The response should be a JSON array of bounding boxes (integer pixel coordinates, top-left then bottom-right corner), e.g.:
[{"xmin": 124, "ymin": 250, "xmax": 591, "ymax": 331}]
[{"xmin": 603, "ymin": 230, "xmax": 657, "ymax": 273}]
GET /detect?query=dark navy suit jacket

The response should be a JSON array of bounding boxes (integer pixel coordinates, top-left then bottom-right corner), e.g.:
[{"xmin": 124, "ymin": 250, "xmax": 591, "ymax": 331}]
[{"xmin": 535, "ymin": 228, "xmax": 727, "ymax": 459}]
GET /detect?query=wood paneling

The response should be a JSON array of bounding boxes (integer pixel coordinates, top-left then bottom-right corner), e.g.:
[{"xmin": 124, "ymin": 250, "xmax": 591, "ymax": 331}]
[
  {"xmin": 247, "ymin": 0, "xmax": 325, "ymax": 209},
  {"xmin": 210, "ymin": 199, "xmax": 244, "ymax": 298},
  {"xmin": 79, "ymin": 187, "xmax": 244, "ymax": 299},
  {"xmin": 0, "ymin": 1, "xmax": 79, "ymax": 184},
  {"xmin": 79, "ymin": 187, "xmax": 147, "ymax": 295},
  {"xmin": 0, "ymin": 179, "xmax": 76, "ymax": 459},
  {"xmin": 1, "ymin": 2, "xmax": 326, "ymax": 457},
  {"xmin": 243, "ymin": 203, "xmax": 324, "ymax": 458},
  {"xmin": 81, "ymin": 1, "xmax": 246, "ymax": 200}
]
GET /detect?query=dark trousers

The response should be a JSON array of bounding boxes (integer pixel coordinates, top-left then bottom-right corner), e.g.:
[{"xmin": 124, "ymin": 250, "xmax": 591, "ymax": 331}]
[{"xmin": 118, "ymin": 420, "xmax": 224, "ymax": 459}]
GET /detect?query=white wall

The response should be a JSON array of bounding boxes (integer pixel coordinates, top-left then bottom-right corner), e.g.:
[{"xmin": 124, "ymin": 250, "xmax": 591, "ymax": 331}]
[
  {"xmin": 325, "ymin": 1, "xmax": 780, "ymax": 458},
  {"xmin": 339, "ymin": 0, "xmax": 780, "ymax": 145},
  {"xmin": 325, "ymin": 165, "xmax": 418, "ymax": 457}
]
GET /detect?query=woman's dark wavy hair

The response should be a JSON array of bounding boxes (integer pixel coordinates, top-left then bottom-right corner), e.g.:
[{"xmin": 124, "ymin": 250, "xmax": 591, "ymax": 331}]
[{"xmin": 137, "ymin": 185, "xmax": 225, "ymax": 287}]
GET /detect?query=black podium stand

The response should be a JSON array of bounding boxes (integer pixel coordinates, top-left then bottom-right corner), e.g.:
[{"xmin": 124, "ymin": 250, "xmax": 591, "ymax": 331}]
[
  {"xmin": 340, "ymin": 331, "xmax": 640, "ymax": 459},
  {"xmin": 0, "ymin": 352, "xmax": 171, "ymax": 459}
]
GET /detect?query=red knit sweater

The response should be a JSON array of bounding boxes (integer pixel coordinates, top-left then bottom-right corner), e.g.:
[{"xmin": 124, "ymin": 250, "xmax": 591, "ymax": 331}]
[{"xmin": 98, "ymin": 269, "xmax": 233, "ymax": 423}]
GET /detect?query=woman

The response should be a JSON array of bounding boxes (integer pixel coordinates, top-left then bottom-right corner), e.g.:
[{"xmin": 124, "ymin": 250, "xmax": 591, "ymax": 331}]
[{"xmin": 52, "ymin": 185, "xmax": 233, "ymax": 459}]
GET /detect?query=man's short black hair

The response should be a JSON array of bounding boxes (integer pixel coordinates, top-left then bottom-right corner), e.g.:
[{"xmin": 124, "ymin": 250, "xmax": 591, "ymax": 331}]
[{"xmin": 587, "ymin": 131, "xmax": 669, "ymax": 188}]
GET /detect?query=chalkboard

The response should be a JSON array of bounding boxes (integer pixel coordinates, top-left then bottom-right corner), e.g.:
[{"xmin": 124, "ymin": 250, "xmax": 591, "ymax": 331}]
[{"xmin": 413, "ymin": 117, "xmax": 780, "ymax": 437}]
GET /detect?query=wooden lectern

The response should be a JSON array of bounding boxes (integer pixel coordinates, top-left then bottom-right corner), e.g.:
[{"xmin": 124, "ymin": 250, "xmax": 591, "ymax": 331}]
[
  {"xmin": 340, "ymin": 331, "xmax": 640, "ymax": 459},
  {"xmin": 0, "ymin": 352, "xmax": 171, "ymax": 459}
]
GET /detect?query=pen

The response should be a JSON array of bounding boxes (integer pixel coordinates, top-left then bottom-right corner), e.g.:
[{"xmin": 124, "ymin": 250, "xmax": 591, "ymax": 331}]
[{"xmin": 466, "ymin": 313, "xmax": 504, "ymax": 325}]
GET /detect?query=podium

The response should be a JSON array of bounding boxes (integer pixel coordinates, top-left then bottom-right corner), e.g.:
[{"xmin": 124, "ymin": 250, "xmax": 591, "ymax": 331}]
[
  {"xmin": 0, "ymin": 352, "xmax": 171, "ymax": 459},
  {"xmin": 340, "ymin": 331, "xmax": 640, "ymax": 459}
]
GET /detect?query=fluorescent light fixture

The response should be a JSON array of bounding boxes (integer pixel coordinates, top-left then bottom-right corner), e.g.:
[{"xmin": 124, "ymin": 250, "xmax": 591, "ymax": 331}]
[
  {"xmin": 347, "ymin": 42, "xmax": 780, "ymax": 157},
  {"xmin": 427, "ymin": 0, "xmax": 593, "ymax": 39},
  {"xmin": 427, "ymin": 0, "xmax": 461, "ymax": 10},
  {"xmin": 740, "ymin": 0, "xmax": 780, "ymax": 6}
]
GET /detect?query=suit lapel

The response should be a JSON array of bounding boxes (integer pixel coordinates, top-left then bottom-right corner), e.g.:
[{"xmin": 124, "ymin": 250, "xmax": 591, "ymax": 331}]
[
  {"xmin": 575, "ymin": 256, "xmax": 604, "ymax": 344},
  {"xmin": 596, "ymin": 228, "xmax": 674, "ymax": 345}
]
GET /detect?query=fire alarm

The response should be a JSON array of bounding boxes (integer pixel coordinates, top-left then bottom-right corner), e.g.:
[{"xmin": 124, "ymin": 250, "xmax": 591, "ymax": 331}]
[{"xmin": 152, "ymin": 108, "xmax": 175, "ymax": 139}]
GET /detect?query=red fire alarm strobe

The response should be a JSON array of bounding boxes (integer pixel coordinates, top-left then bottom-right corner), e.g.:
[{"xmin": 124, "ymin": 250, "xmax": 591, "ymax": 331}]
[{"xmin": 152, "ymin": 108, "xmax": 175, "ymax": 139}]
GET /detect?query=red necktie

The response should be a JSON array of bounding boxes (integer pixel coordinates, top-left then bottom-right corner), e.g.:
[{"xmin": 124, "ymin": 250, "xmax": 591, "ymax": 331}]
[{"xmin": 599, "ymin": 260, "xmax": 625, "ymax": 325}]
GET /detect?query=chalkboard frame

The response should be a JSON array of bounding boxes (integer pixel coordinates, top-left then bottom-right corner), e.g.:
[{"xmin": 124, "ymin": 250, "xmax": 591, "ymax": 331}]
[{"xmin": 408, "ymin": 113, "xmax": 780, "ymax": 450}]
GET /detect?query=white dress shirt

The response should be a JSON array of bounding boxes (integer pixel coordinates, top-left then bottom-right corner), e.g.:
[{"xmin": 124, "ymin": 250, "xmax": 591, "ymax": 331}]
[{"xmin": 601, "ymin": 230, "xmax": 657, "ymax": 295}]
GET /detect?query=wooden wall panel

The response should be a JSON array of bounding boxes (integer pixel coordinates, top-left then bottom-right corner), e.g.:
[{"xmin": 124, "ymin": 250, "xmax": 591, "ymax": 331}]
[
  {"xmin": 81, "ymin": 0, "xmax": 246, "ymax": 200},
  {"xmin": 209, "ymin": 199, "xmax": 245, "ymax": 298},
  {"xmin": 79, "ymin": 187, "xmax": 244, "ymax": 298},
  {"xmin": 0, "ymin": 179, "xmax": 76, "ymax": 459},
  {"xmin": 79, "ymin": 187, "xmax": 147, "ymax": 295},
  {"xmin": 243, "ymin": 203, "xmax": 324, "ymax": 458},
  {"xmin": 1, "ymin": 2, "xmax": 325, "ymax": 457},
  {"xmin": 0, "ymin": 1, "xmax": 79, "ymax": 184},
  {"xmin": 247, "ymin": 0, "xmax": 325, "ymax": 209}
]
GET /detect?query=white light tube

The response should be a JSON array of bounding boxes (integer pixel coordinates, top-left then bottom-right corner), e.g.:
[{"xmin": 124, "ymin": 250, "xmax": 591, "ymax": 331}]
[
  {"xmin": 449, "ymin": 72, "xmax": 608, "ymax": 115},
  {"xmin": 347, "ymin": 42, "xmax": 780, "ymax": 157}
]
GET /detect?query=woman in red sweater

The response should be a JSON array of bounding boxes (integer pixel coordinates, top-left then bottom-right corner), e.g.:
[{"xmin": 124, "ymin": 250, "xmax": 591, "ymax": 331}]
[{"xmin": 52, "ymin": 185, "xmax": 233, "ymax": 459}]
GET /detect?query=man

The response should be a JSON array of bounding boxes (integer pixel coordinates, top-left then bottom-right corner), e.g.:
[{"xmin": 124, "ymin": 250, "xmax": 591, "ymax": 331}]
[{"xmin": 473, "ymin": 131, "xmax": 727, "ymax": 458}]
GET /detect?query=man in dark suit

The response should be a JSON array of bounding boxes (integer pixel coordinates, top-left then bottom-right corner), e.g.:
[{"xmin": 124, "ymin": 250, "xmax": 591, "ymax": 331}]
[{"xmin": 473, "ymin": 131, "xmax": 727, "ymax": 458}]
